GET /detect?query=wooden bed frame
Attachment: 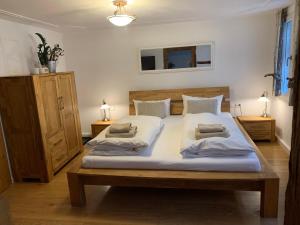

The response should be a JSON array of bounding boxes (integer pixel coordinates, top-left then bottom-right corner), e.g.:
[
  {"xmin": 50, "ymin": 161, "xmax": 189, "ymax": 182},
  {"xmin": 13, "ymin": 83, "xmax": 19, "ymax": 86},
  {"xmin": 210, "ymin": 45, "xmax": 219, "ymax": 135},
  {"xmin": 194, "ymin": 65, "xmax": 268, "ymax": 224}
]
[{"xmin": 67, "ymin": 87, "xmax": 279, "ymax": 218}]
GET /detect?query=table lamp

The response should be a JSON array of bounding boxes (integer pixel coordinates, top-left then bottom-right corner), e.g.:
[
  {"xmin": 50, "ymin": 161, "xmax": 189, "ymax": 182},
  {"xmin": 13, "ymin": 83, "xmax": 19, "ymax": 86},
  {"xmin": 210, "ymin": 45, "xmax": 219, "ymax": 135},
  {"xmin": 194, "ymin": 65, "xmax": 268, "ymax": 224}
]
[
  {"xmin": 258, "ymin": 91, "xmax": 269, "ymax": 117},
  {"xmin": 100, "ymin": 100, "xmax": 110, "ymax": 121}
]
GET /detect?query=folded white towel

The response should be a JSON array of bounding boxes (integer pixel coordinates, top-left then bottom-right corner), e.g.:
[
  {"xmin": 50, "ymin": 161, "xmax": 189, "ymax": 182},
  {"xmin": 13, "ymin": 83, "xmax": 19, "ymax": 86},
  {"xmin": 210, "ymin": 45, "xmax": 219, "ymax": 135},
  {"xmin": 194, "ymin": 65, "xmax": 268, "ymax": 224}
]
[
  {"xmin": 195, "ymin": 127, "xmax": 230, "ymax": 140},
  {"xmin": 90, "ymin": 144, "xmax": 144, "ymax": 156},
  {"xmin": 87, "ymin": 115, "xmax": 163, "ymax": 156},
  {"xmin": 106, "ymin": 126, "xmax": 137, "ymax": 138},
  {"xmin": 109, "ymin": 123, "xmax": 132, "ymax": 133},
  {"xmin": 198, "ymin": 123, "xmax": 225, "ymax": 133}
]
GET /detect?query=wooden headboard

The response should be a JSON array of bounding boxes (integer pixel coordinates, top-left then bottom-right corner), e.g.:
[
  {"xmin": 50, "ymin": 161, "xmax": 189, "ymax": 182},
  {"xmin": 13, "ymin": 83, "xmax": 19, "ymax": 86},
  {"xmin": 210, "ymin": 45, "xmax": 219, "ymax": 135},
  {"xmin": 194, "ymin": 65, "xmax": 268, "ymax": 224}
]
[{"xmin": 129, "ymin": 86, "xmax": 230, "ymax": 115}]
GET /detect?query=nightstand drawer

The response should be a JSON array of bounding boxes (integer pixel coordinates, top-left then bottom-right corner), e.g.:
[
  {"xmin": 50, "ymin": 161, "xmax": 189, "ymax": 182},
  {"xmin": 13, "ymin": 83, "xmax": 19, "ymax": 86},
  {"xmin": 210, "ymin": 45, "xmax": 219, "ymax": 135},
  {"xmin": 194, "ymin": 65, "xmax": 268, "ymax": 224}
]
[
  {"xmin": 242, "ymin": 122, "xmax": 271, "ymax": 132},
  {"xmin": 237, "ymin": 116, "xmax": 276, "ymax": 142},
  {"xmin": 92, "ymin": 125, "xmax": 108, "ymax": 137},
  {"xmin": 248, "ymin": 131, "xmax": 272, "ymax": 141},
  {"xmin": 91, "ymin": 121, "xmax": 114, "ymax": 138}
]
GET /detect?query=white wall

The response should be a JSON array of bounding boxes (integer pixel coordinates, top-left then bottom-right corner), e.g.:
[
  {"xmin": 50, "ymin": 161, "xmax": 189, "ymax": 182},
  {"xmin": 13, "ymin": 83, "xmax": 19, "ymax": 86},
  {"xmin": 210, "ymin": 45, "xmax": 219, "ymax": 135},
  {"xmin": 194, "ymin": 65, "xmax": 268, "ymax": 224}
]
[
  {"xmin": 271, "ymin": 94, "xmax": 293, "ymax": 150},
  {"xmin": 63, "ymin": 12, "xmax": 277, "ymax": 135},
  {"xmin": 0, "ymin": 18, "xmax": 66, "ymax": 76},
  {"xmin": 270, "ymin": 6, "xmax": 295, "ymax": 151}
]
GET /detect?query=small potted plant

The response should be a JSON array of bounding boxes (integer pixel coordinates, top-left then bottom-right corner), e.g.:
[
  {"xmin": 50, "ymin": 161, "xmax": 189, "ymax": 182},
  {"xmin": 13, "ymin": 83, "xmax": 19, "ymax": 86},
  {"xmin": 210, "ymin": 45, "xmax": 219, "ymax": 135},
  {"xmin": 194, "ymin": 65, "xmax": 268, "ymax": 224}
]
[{"xmin": 35, "ymin": 33, "xmax": 64, "ymax": 73}]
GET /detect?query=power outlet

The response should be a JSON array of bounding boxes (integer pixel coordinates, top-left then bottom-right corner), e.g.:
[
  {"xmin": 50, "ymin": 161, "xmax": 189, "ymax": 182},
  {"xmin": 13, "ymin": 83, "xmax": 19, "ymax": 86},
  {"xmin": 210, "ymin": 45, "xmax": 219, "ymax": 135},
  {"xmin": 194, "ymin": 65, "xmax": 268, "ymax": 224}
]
[{"xmin": 233, "ymin": 104, "xmax": 243, "ymax": 117}]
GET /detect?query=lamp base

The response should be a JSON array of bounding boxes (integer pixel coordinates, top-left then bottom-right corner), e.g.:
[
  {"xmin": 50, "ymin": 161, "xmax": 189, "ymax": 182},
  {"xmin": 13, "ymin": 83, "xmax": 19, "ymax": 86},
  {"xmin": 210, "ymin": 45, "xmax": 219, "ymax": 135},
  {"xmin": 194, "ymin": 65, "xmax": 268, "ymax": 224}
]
[
  {"xmin": 261, "ymin": 113, "xmax": 270, "ymax": 118},
  {"xmin": 102, "ymin": 109, "xmax": 110, "ymax": 122}
]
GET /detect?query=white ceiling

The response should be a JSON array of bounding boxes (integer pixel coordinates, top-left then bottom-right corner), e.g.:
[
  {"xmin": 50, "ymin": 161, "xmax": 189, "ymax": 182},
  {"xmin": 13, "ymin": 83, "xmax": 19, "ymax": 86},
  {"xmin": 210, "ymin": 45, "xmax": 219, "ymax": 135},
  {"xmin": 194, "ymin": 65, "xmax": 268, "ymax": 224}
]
[{"xmin": 0, "ymin": 0, "xmax": 292, "ymax": 29}]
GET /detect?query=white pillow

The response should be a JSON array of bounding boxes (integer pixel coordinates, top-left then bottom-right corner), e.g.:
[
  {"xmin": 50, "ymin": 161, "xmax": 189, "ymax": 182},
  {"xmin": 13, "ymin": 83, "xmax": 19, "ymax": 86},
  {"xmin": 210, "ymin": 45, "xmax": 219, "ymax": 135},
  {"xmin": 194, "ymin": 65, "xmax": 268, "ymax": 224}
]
[
  {"xmin": 182, "ymin": 95, "xmax": 223, "ymax": 115},
  {"xmin": 135, "ymin": 101, "xmax": 167, "ymax": 118},
  {"xmin": 133, "ymin": 98, "xmax": 171, "ymax": 116},
  {"xmin": 186, "ymin": 99, "xmax": 218, "ymax": 114}
]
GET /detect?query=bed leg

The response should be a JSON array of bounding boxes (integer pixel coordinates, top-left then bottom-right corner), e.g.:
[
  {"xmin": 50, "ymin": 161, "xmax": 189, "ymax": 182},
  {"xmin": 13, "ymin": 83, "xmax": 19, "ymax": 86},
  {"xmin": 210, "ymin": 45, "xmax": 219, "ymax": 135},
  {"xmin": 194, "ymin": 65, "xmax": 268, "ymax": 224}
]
[
  {"xmin": 67, "ymin": 172, "xmax": 86, "ymax": 207},
  {"xmin": 260, "ymin": 178, "xmax": 279, "ymax": 218}
]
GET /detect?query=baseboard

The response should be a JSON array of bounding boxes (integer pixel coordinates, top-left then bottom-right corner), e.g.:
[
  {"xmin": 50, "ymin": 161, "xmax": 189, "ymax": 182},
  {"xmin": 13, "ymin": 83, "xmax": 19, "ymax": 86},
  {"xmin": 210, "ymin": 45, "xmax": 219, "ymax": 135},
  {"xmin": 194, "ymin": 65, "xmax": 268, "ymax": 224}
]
[
  {"xmin": 82, "ymin": 132, "xmax": 92, "ymax": 138},
  {"xmin": 276, "ymin": 135, "xmax": 291, "ymax": 152}
]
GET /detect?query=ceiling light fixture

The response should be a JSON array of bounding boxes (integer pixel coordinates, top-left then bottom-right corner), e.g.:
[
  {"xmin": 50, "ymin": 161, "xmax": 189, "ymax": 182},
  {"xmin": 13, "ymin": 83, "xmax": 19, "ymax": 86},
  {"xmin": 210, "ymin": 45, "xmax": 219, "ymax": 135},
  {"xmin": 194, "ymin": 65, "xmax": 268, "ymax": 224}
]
[{"xmin": 107, "ymin": 0, "xmax": 136, "ymax": 27}]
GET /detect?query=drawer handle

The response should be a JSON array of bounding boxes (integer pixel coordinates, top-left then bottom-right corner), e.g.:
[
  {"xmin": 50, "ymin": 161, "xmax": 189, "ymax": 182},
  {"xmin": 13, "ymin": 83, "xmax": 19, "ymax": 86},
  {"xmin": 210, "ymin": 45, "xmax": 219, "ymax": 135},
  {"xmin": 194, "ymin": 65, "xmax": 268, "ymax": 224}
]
[{"xmin": 53, "ymin": 139, "xmax": 63, "ymax": 146}]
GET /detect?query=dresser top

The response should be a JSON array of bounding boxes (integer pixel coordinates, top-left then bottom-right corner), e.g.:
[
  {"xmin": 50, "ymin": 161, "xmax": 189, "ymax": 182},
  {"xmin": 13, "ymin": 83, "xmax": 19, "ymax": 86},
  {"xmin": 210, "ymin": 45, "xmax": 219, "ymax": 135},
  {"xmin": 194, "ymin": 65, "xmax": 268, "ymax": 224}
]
[
  {"xmin": 0, "ymin": 71, "xmax": 74, "ymax": 78},
  {"xmin": 237, "ymin": 116, "xmax": 274, "ymax": 122},
  {"xmin": 92, "ymin": 120, "xmax": 114, "ymax": 126}
]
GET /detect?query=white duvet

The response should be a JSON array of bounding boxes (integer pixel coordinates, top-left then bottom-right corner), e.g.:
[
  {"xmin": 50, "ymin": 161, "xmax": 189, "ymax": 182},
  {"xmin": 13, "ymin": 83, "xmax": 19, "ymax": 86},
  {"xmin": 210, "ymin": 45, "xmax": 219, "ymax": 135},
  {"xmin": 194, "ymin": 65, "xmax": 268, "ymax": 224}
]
[
  {"xmin": 180, "ymin": 113, "xmax": 255, "ymax": 158},
  {"xmin": 83, "ymin": 115, "xmax": 261, "ymax": 172},
  {"xmin": 87, "ymin": 115, "xmax": 164, "ymax": 156}
]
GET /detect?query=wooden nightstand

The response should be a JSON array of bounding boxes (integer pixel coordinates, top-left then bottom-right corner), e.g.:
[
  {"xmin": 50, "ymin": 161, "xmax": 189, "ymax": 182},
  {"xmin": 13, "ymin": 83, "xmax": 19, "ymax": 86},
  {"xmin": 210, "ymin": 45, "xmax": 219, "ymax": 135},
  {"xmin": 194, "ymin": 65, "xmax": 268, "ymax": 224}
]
[
  {"xmin": 91, "ymin": 120, "xmax": 114, "ymax": 138},
  {"xmin": 237, "ymin": 116, "xmax": 276, "ymax": 142}
]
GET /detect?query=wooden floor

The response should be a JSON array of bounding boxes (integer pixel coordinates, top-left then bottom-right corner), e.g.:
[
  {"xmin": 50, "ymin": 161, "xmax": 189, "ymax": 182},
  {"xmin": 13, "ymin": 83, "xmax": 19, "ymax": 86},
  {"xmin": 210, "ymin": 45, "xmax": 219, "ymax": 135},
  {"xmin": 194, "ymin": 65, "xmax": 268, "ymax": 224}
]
[{"xmin": 0, "ymin": 142, "xmax": 289, "ymax": 225}]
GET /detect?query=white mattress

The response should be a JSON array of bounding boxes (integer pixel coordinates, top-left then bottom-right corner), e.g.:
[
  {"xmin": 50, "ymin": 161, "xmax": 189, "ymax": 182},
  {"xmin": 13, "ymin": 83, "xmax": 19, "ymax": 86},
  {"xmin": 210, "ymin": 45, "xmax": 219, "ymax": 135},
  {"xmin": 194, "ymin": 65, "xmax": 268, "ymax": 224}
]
[{"xmin": 82, "ymin": 114, "xmax": 262, "ymax": 172}]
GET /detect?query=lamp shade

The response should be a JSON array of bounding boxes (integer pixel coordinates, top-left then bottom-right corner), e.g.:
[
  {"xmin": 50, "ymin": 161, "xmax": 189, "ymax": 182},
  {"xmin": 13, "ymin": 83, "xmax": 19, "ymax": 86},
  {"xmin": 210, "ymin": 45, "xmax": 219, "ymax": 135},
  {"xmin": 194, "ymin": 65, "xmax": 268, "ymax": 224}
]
[
  {"xmin": 100, "ymin": 104, "xmax": 110, "ymax": 110},
  {"xmin": 107, "ymin": 14, "xmax": 135, "ymax": 26},
  {"xmin": 258, "ymin": 91, "xmax": 269, "ymax": 102}
]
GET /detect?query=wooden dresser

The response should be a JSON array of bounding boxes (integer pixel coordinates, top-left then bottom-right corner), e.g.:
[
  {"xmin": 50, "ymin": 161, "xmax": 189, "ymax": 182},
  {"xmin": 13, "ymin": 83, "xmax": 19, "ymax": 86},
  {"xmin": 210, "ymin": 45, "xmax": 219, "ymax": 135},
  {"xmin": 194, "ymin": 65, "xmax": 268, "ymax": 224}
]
[
  {"xmin": 0, "ymin": 122, "xmax": 11, "ymax": 192},
  {"xmin": 0, "ymin": 72, "xmax": 83, "ymax": 182},
  {"xmin": 237, "ymin": 116, "xmax": 276, "ymax": 142}
]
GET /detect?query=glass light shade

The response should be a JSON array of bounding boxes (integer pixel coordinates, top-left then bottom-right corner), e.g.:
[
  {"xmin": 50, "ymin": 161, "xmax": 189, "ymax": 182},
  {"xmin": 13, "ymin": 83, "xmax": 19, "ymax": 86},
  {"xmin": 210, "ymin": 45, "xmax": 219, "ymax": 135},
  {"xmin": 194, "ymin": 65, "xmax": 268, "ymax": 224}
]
[
  {"xmin": 100, "ymin": 104, "xmax": 110, "ymax": 110},
  {"xmin": 107, "ymin": 15, "xmax": 135, "ymax": 26},
  {"xmin": 258, "ymin": 96, "xmax": 269, "ymax": 102},
  {"xmin": 258, "ymin": 91, "xmax": 269, "ymax": 102}
]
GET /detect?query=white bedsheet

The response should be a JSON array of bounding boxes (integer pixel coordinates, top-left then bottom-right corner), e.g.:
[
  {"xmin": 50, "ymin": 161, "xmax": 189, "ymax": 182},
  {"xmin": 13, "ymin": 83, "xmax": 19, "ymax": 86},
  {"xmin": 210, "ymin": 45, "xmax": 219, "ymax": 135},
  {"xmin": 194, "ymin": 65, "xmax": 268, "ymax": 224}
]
[{"xmin": 82, "ymin": 114, "xmax": 261, "ymax": 172}]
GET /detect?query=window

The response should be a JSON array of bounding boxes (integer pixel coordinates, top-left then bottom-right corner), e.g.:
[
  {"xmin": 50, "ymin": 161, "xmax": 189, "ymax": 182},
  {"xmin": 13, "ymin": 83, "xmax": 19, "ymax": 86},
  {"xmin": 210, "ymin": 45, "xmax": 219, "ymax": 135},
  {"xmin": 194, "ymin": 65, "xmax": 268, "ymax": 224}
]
[{"xmin": 280, "ymin": 20, "xmax": 293, "ymax": 95}]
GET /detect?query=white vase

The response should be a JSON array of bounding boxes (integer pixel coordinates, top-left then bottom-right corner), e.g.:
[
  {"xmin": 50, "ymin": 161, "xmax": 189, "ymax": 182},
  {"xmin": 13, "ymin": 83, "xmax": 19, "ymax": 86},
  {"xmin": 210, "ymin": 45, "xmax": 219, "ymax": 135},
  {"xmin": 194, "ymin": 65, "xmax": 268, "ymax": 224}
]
[
  {"xmin": 48, "ymin": 61, "xmax": 57, "ymax": 73},
  {"xmin": 39, "ymin": 67, "xmax": 49, "ymax": 74}
]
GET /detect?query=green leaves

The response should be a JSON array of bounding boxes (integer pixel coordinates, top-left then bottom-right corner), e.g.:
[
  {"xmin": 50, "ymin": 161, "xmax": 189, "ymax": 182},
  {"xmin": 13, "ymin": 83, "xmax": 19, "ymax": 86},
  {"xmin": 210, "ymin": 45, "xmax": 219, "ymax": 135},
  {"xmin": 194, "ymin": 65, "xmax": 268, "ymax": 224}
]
[
  {"xmin": 35, "ymin": 33, "xmax": 47, "ymax": 45},
  {"xmin": 35, "ymin": 33, "xmax": 64, "ymax": 66},
  {"xmin": 35, "ymin": 33, "xmax": 49, "ymax": 66},
  {"xmin": 49, "ymin": 44, "xmax": 64, "ymax": 61}
]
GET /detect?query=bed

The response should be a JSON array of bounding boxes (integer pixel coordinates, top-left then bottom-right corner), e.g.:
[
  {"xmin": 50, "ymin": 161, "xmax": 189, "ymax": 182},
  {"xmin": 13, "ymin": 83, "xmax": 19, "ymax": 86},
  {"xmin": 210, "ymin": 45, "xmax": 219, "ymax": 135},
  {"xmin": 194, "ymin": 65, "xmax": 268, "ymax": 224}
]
[{"xmin": 67, "ymin": 86, "xmax": 279, "ymax": 218}]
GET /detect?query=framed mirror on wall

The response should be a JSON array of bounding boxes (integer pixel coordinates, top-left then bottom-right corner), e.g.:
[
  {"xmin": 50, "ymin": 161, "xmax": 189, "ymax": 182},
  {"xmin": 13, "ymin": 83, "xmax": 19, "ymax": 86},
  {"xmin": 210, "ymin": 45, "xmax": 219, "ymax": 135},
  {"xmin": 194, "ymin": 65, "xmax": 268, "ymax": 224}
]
[{"xmin": 139, "ymin": 42, "xmax": 215, "ymax": 73}]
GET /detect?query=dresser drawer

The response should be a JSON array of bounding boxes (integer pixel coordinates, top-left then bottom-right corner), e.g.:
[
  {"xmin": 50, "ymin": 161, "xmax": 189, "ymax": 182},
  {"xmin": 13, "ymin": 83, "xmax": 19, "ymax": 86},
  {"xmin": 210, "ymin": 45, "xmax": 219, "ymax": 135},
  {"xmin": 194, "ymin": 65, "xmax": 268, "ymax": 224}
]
[
  {"xmin": 47, "ymin": 130, "xmax": 68, "ymax": 171},
  {"xmin": 48, "ymin": 130, "xmax": 66, "ymax": 150},
  {"xmin": 51, "ymin": 145, "xmax": 68, "ymax": 172}
]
